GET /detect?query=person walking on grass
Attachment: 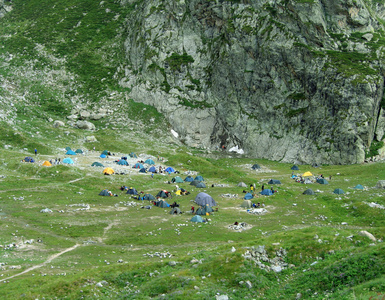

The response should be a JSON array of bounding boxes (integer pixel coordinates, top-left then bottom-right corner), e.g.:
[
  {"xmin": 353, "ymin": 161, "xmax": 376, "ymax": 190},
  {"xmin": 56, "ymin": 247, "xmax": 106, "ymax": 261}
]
[{"xmin": 34, "ymin": 148, "xmax": 37, "ymax": 156}]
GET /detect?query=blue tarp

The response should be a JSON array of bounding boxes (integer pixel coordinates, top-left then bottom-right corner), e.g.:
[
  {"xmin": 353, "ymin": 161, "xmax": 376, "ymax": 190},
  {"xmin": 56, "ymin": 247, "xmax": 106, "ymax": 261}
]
[{"xmin": 100, "ymin": 154, "xmax": 107, "ymax": 158}]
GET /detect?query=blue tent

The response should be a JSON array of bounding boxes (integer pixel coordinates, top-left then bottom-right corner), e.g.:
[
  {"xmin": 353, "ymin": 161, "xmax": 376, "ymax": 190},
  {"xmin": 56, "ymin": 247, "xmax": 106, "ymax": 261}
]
[
  {"xmin": 63, "ymin": 158, "xmax": 74, "ymax": 164},
  {"xmin": 129, "ymin": 152, "xmax": 137, "ymax": 158},
  {"xmin": 133, "ymin": 163, "xmax": 144, "ymax": 169},
  {"xmin": 291, "ymin": 165, "xmax": 299, "ymax": 170},
  {"xmin": 195, "ymin": 175, "xmax": 204, "ymax": 181},
  {"xmin": 190, "ymin": 215, "xmax": 204, "ymax": 223},
  {"xmin": 148, "ymin": 166, "xmax": 157, "ymax": 173},
  {"xmin": 260, "ymin": 189, "xmax": 273, "ymax": 196},
  {"xmin": 143, "ymin": 194, "xmax": 156, "ymax": 200},
  {"xmin": 317, "ymin": 178, "xmax": 329, "ymax": 184},
  {"xmin": 252, "ymin": 163, "xmax": 261, "ymax": 170},
  {"xmin": 139, "ymin": 167, "xmax": 147, "ymax": 173},
  {"xmin": 196, "ymin": 182, "xmax": 206, "ymax": 188},
  {"xmin": 184, "ymin": 176, "xmax": 194, "ymax": 182},
  {"xmin": 353, "ymin": 184, "xmax": 364, "ymax": 190},
  {"xmin": 100, "ymin": 154, "xmax": 107, "ymax": 158},
  {"xmin": 126, "ymin": 188, "xmax": 138, "ymax": 195},
  {"xmin": 75, "ymin": 149, "xmax": 83, "ymax": 154},
  {"xmin": 144, "ymin": 159, "xmax": 155, "ymax": 165},
  {"xmin": 195, "ymin": 192, "xmax": 216, "ymax": 206},
  {"xmin": 91, "ymin": 162, "xmax": 104, "ymax": 167},
  {"xmin": 65, "ymin": 147, "xmax": 71, "ymax": 151},
  {"xmin": 268, "ymin": 179, "xmax": 281, "ymax": 184},
  {"xmin": 333, "ymin": 188, "xmax": 345, "ymax": 194},
  {"xmin": 101, "ymin": 150, "xmax": 109, "ymax": 155},
  {"xmin": 66, "ymin": 150, "xmax": 76, "ymax": 155},
  {"xmin": 156, "ymin": 200, "xmax": 170, "ymax": 208},
  {"xmin": 244, "ymin": 193, "xmax": 253, "ymax": 200},
  {"xmin": 165, "ymin": 167, "xmax": 175, "ymax": 173},
  {"xmin": 24, "ymin": 156, "xmax": 35, "ymax": 163},
  {"xmin": 117, "ymin": 159, "xmax": 128, "ymax": 166}
]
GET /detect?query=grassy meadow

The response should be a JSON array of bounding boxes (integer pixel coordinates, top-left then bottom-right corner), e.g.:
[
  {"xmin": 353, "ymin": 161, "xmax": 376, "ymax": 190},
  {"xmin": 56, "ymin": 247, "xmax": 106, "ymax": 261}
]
[{"xmin": 0, "ymin": 117, "xmax": 384, "ymax": 300}]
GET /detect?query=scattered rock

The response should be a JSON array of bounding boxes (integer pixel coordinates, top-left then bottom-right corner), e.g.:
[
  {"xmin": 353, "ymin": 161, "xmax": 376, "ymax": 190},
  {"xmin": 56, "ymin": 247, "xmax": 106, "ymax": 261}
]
[
  {"xmin": 53, "ymin": 120, "xmax": 65, "ymax": 128},
  {"xmin": 76, "ymin": 120, "xmax": 95, "ymax": 130},
  {"xmin": 358, "ymin": 230, "xmax": 376, "ymax": 242}
]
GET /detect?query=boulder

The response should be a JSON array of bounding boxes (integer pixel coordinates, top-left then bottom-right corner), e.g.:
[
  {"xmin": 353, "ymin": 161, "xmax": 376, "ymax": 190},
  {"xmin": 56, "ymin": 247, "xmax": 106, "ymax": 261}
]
[
  {"xmin": 375, "ymin": 180, "xmax": 385, "ymax": 189},
  {"xmin": 76, "ymin": 120, "xmax": 95, "ymax": 131},
  {"xmin": 85, "ymin": 135, "xmax": 98, "ymax": 142},
  {"xmin": 358, "ymin": 230, "xmax": 376, "ymax": 242},
  {"xmin": 79, "ymin": 111, "xmax": 91, "ymax": 119},
  {"xmin": 53, "ymin": 120, "xmax": 65, "ymax": 128}
]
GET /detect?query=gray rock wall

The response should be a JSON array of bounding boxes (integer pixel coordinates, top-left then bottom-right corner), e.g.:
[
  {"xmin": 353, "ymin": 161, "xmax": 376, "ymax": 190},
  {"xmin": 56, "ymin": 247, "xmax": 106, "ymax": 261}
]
[{"xmin": 119, "ymin": 0, "xmax": 385, "ymax": 164}]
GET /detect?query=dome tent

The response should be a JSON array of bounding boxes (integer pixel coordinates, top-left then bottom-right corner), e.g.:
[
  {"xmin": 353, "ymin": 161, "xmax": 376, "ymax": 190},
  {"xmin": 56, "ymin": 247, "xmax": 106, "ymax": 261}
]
[
  {"xmin": 244, "ymin": 193, "xmax": 253, "ymax": 200},
  {"xmin": 268, "ymin": 179, "xmax": 281, "ymax": 184},
  {"xmin": 195, "ymin": 175, "xmax": 204, "ymax": 181},
  {"xmin": 184, "ymin": 176, "xmax": 194, "ymax": 182},
  {"xmin": 196, "ymin": 182, "xmax": 206, "ymax": 188},
  {"xmin": 63, "ymin": 158, "xmax": 74, "ymax": 164},
  {"xmin": 237, "ymin": 182, "xmax": 247, "ymax": 187},
  {"xmin": 353, "ymin": 184, "xmax": 364, "ymax": 190},
  {"xmin": 24, "ymin": 156, "xmax": 35, "ymax": 163},
  {"xmin": 144, "ymin": 159, "xmax": 155, "ymax": 165},
  {"xmin": 103, "ymin": 167, "xmax": 114, "ymax": 175},
  {"xmin": 171, "ymin": 176, "xmax": 184, "ymax": 183},
  {"xmin": 195, "ymin": 192, "xmax": 216, "ymax": 206},
  {"xmin": 252, "ymin": 163, "xmax": 261, "ymax": 170},
  {"xmin": 117, "ymin": 160, "xmax": 129, "ymax": 166},
  {"xmin": 241, "ymin": 200, "xmax": 252, "ymax": 208},
  {"xmin": 91, "ymin": 162, "xmax": 104, "ymax": 167},
  {"xmin": 260, "ymin": 189, "xmax": 273, "ymax": 196},
  {"xmin": 75, "ymin": 149, "xmax": 83, "ymax": 154},
  {"xmin": 291, "ymin": 165, "xmax": 299, "ymax": 170},
  {"xmin": 190, "ymin": 215, "xmax": 204, "ymax": 223},
  {"xmin": 126, "ymin": 187, "xmax": 138, "ymax": 195},
  {"xmin": 66, "ymin": 150, "xmax": 76, "ymax": 155},
  {"xmin": 333, "ymin": 188, "xmax": 345, "ymax": 194},
  {"xmin": 42, "ymin": 161, "xmax": 52, "ymax": 167},
  {"xmin": 303, "ymin": 188, "xmax": 315, "ymax": 195}
]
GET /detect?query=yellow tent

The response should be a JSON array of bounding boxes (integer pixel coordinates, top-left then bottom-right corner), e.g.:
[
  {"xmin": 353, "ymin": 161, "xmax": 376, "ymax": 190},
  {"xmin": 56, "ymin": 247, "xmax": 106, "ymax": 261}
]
[
  {"xmin": 302, "ymin": 171, "xmax": 313, "ymax": 177},
  {"xmin": 42, "ymin": 161, "xmax": 52, "ymax": 167},
  {"xmin": 175, "ymin": 190, "xmax": 182, "ymax": 195},
  {"xmin": 103, "ymin": 167, "xmax": 115, "ymax": 175}
]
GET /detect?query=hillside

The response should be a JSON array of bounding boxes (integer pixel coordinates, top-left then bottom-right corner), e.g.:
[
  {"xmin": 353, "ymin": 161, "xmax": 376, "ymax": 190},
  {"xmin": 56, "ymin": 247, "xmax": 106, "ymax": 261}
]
[{"xmin": 1, "ymin": 0, "xmax": 385, "ymax": 164}]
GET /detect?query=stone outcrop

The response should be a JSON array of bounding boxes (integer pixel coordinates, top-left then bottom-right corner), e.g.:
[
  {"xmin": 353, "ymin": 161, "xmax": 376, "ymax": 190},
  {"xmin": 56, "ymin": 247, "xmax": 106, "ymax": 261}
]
[{"xmin": 119, "ymin": 0, "xmax": 385, "ymax": 164}]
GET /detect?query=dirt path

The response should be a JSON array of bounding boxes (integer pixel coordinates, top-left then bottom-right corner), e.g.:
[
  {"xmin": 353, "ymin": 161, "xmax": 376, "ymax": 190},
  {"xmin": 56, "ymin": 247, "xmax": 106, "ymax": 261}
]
[{"xmin": 0, "ymin": 244, "xmax": 80, "ymax": 283}]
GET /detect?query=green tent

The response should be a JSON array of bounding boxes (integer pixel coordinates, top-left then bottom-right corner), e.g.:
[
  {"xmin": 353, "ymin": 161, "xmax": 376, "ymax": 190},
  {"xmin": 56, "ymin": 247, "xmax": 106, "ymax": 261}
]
[
  {"xmin": 333, "ymin": 188, "xmax": 344, "ymax": 194},
  {"xmin": 101, "ymin": 150, "xmax": 109, "ymax": 155},
  {"xmin": 171, "ymin": 176, "xmax": 184, "ymax": 183},
  {"xmin": 91, "ymin": 162, "xmax": 104, "ymax": 167},
  {"xmin": 75, "ymin": 149, "xmax": 83, "ymax": 154}
]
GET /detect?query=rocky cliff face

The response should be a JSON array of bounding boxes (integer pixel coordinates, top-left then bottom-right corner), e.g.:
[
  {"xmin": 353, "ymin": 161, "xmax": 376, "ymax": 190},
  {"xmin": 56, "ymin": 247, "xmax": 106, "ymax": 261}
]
[{"xmin": 119, "ymin": 0, "xmax": 385, "ymax": 164}]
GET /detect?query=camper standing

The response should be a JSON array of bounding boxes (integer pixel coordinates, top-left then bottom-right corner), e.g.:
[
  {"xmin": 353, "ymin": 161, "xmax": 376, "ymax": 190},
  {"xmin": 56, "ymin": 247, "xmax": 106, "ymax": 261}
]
[{"xmin": 34, "ymin": 148, "xmax": 37, "ymax": 156}]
